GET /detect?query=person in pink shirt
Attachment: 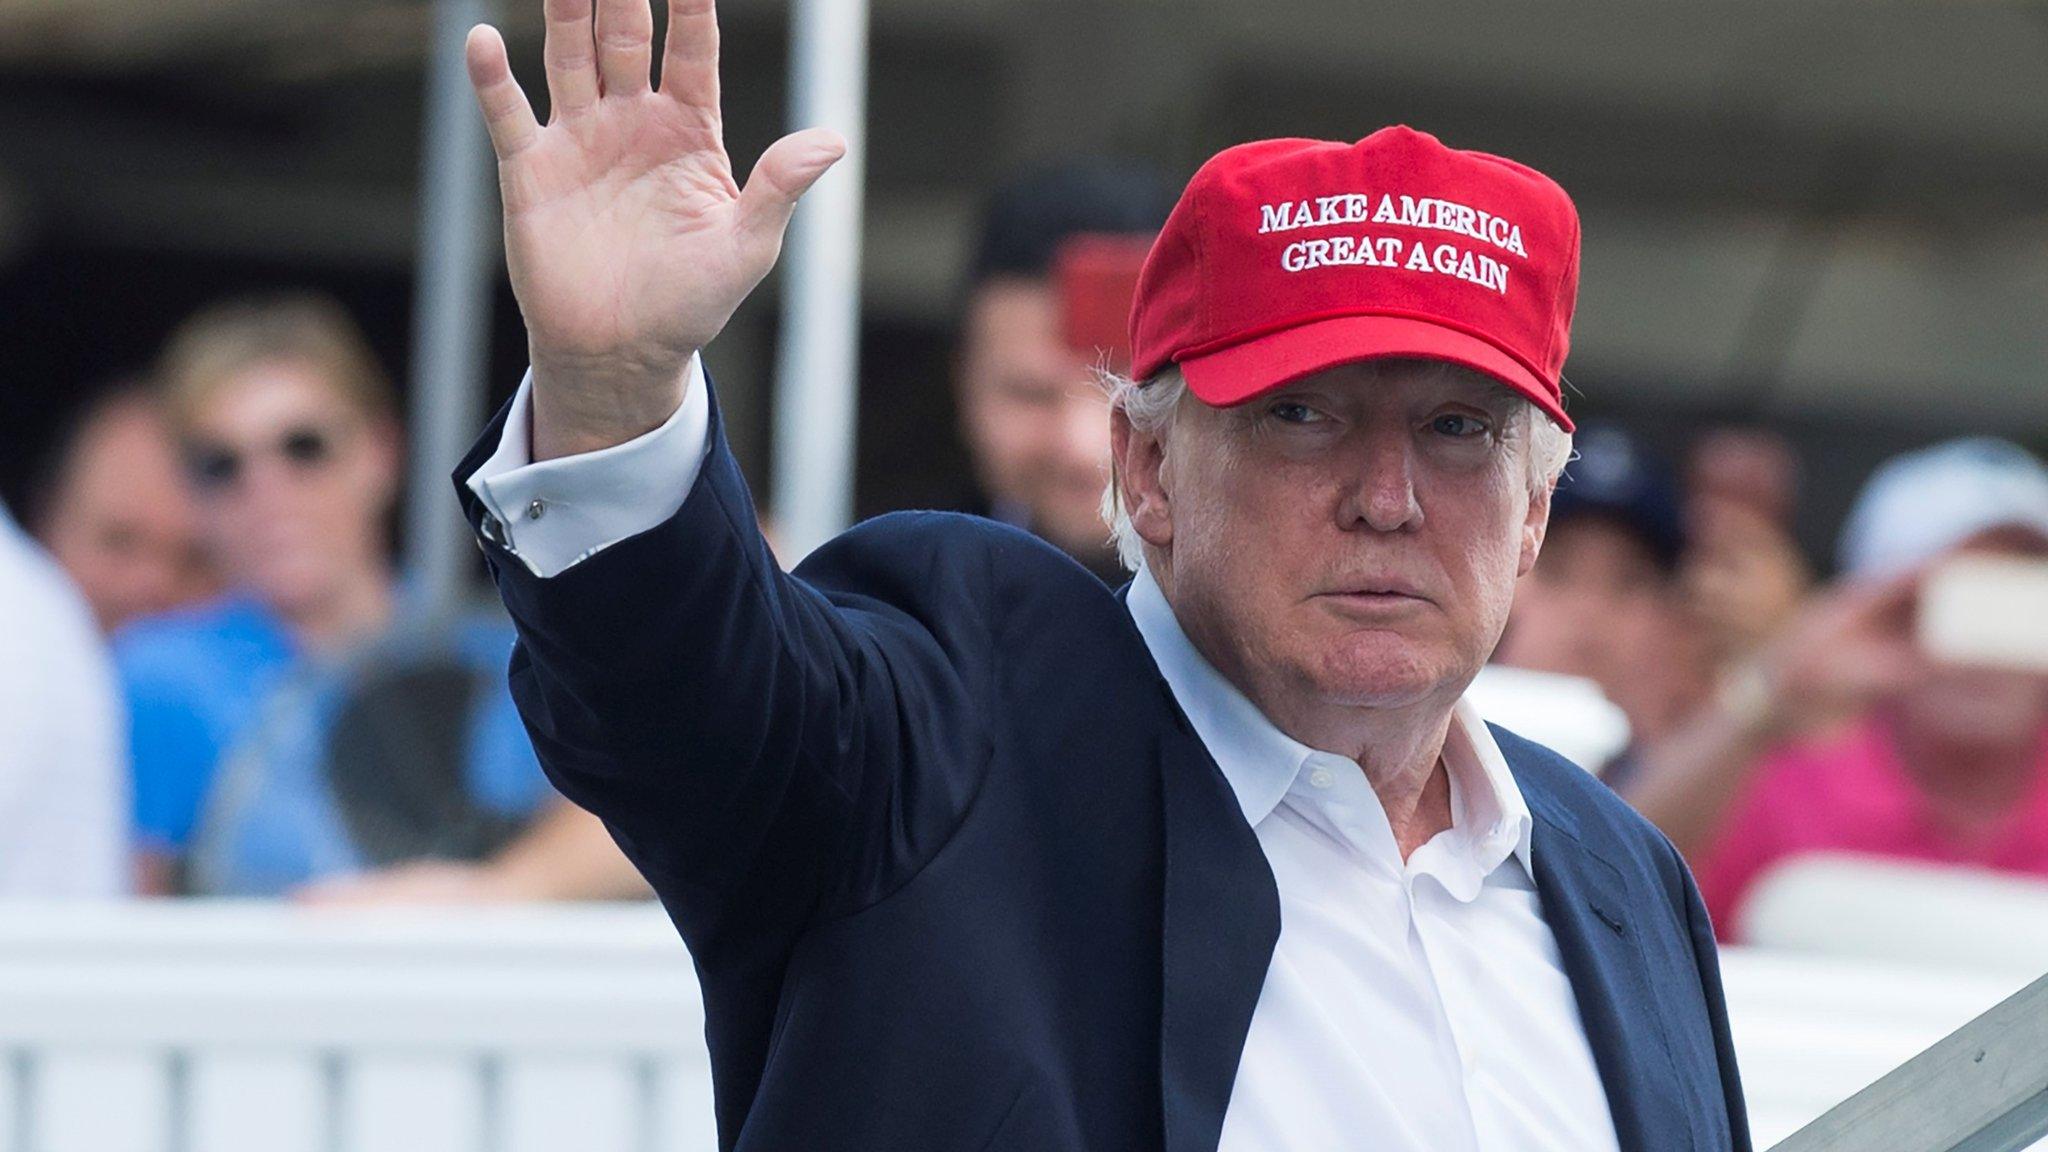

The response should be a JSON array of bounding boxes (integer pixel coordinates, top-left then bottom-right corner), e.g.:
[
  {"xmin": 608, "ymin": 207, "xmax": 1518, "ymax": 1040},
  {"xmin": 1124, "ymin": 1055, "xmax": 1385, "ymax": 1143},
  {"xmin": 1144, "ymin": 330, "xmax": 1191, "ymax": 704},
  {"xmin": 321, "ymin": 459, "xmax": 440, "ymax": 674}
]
[{"xmin": 1621, "ymin": 438, "xmax": 2048, "ymax": 938}]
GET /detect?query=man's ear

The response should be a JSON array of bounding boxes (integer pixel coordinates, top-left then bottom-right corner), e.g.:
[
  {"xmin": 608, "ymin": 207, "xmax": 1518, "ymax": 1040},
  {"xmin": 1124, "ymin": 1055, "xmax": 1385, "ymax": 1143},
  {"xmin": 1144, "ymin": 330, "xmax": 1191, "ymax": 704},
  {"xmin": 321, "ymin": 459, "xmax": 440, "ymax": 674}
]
[
  {"xmin": 1111, "ymin": 405, "xmax": 1174, "ymax": 550},
  {"xmin": 1518, "ymin": 476, "xmax": 1552, "ymax": 579}
]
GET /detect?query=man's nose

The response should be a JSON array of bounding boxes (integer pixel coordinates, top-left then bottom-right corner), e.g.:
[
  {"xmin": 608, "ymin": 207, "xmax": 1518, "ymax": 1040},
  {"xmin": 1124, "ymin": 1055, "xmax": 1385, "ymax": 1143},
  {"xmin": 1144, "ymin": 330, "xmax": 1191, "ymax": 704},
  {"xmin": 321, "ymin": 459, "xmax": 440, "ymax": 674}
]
[
  {"xmin": 1341, "ymin": 433, "xmax": 1423, "ymax": 533},
  {"xmin": 234, "ymin": 452, "xmax": 316, "ymax": 513}
]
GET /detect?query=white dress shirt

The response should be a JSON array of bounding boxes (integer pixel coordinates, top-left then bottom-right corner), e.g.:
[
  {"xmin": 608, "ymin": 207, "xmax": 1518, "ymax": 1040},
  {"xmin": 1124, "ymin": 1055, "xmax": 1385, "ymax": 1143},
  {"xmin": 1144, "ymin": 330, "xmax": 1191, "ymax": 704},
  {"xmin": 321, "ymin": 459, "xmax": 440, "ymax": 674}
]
[
  {"xmin": 468, "ymin": 359, "xmax": 1621, "ymax": 1149},
  {"xmin": 0, "ymin": 505, "xmax": 129, "ymax": 897},
  {"xmin": 468, "ymin": 357, "xmax": 712, "ymax": 578},
  {"xmin": 1126, "ymin": 569, "xmax": 1618, "ymax": 1152}
]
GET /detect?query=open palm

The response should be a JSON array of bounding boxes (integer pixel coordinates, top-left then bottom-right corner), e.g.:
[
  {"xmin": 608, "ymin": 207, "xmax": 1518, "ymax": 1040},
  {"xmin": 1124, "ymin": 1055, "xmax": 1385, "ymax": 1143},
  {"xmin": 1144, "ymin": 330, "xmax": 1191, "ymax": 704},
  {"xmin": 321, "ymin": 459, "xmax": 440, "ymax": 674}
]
[{"xmin": 466, "ymin": 0, "xmax": 842, "ymax": 457}]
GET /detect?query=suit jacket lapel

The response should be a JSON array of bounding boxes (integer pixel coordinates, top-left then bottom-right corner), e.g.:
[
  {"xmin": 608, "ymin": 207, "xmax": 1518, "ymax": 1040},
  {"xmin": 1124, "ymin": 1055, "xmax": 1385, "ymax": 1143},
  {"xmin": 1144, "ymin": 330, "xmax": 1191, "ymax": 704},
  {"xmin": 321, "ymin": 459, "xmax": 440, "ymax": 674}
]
[
  {"xmin": 1155, "ymin": 704, "xmax": 1280, "ymax": 1152},
  {"xmin": 1125, "ymin": 584, "xmax": 1671, "ymax": 1152},
  {"xmin": 1524, "ymin": 793, "xmax": 1694, "ymax": 1152}
]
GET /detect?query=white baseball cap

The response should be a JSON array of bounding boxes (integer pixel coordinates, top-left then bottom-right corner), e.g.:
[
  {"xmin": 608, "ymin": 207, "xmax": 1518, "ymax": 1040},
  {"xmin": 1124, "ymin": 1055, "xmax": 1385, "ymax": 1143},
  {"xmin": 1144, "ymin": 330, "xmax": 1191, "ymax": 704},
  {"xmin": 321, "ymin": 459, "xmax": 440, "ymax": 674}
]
[{"xmin": 1837, "ymin": 438, "xmax": 2048, "ymax": 578}]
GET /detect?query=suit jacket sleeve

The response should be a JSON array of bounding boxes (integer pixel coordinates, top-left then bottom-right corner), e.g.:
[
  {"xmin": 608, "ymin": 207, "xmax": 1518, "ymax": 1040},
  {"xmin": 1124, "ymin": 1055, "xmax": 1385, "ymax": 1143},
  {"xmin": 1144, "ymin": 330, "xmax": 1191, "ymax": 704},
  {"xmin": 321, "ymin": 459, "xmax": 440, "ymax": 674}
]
[
  {"xmin": 1676, "ymin": 839, "xmax": 1754, "ymax": 1151},
  {"xmin": 452, "ymin": 373, "xmax": 994, "ymax": 952}
]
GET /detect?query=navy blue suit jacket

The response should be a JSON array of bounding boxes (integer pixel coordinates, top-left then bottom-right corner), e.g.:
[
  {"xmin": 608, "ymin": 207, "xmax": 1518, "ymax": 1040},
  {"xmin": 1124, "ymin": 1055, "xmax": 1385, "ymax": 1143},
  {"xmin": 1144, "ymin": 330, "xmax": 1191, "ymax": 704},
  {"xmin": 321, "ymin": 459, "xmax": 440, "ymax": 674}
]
[{"xmin": 456, "ymin": 380, "xmax": 1749, "ymax": 1152}]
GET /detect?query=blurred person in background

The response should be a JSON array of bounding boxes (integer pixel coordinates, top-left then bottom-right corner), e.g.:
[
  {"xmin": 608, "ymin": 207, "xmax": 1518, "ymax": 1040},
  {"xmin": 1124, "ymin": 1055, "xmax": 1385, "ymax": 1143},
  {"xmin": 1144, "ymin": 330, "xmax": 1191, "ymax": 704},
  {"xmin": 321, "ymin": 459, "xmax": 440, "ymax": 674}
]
[
  {"xmin": 1624, "ymin": 438, "xmax": 2048, "ymax": 937},
  {"xmin": 1681, "ymin": 427, "xmax": 1810, "ymax": 674},
  {"xmin": 953, "ymin": 162, "xmax": 1174, "ymax": 583},
  {"xmin": 117, "ymin": 294, "xmax": 643, "ymax": 901},
  {"xmin": 25, "ymin": 382, "xmax": 218, "ymax": 633},
  {"xmin": 1493, "ymin": 423, "xmax": 1710, "ymax": 783},
  {"xmin": 0, "ymin": 499, "xmax": 128, "ymax": 896}
]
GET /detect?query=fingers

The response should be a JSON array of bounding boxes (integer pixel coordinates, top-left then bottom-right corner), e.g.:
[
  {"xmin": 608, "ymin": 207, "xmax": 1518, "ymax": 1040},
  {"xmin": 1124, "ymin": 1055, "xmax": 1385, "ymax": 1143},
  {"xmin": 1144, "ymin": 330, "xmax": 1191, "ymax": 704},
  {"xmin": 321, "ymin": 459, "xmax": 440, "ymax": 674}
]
[
  {"xmin": 735, "ymin": 129, "xmax": 847, "ymax": 252},
  {"xmin": 542, "ymin": 0, "xmax": 600, "ymax": 117},
  {"xmin": 513, "ymin": 0, "xmax": 659, "ymax": 124},
  {"xmin": 1843, "ymin": 565, "xmax": 1923, "ymax": 624},
  {"xmin": 1794, "ymin": 570, "xmax": 1917, "ymax": 657},
  {"xmin": 661, "ymin": 0, "xmax": 720, "ymax": 110},
  {"xmin": 594, "ymin": 0, "xmax": 654, "ymax": 97},
  {"xmin": 466, "ymin": 26, "xmax": 540, "ymax": 158}
]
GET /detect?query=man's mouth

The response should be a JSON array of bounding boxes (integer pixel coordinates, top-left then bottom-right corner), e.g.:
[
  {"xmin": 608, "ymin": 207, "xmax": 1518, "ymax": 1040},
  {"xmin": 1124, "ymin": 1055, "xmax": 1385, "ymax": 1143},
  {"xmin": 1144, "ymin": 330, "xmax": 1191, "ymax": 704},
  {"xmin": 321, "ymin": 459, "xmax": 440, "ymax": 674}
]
[
  {"xmin": 1317, "ymin": 584, "xmax": 1434, "ymax": 614},
  {"xmin": 1324, "ymin": 577, "xmax": 1430, "ymax": 601}
]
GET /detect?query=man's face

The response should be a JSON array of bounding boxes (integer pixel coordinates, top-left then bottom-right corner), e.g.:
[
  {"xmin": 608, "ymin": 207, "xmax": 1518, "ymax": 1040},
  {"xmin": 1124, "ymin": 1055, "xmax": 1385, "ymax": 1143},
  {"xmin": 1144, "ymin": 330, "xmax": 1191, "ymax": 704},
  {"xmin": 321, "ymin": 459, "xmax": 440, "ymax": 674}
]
[
  {"xmin": 1899, "ymin": 528, "xmax": 2048, "ymax": 747},
  {"xmin": 956, "ymin": 279, "xmax": 1113, "ymax": 562},
  {"xmin": 184, "ymin": 361, "xmax": 397, "ymax": 618},
  {"xmin": 1497, "ymin": 517, "xmax": 1699, "ymax": 741},
  {"xmin": 1119, "ymin": 359, "xmax": 1549, "ymax": 738},
  {"xmin": 1501, "ymin": 517, "xmax": 1667, "ymax": 682},
  {"xmin": 41, "ymin": 400, "xmax": 216, "ymax": 632}
]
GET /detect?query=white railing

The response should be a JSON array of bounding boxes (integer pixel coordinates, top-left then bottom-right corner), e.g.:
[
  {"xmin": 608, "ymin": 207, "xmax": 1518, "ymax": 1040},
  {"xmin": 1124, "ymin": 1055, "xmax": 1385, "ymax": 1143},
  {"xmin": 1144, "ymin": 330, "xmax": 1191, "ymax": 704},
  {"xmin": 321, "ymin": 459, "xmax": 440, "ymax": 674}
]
[
  {"xmin": 1741, "ymin": 854, "xmax": 2048, "ymax": 978},
  {"xmin": 0, "ymin": 902, "xmax": 711, "ymax": 1152},
  {"xmin": 0, "ymin": 887, "xmax": 2041, "ymax": 1151},
  {"xmin": 1735, "ymin": 855, "xmax": 2048, "ymax": 1150},
  {"xmin": 1719, "ymin": 949, "xmax": 2040, "ymax": 1148}
]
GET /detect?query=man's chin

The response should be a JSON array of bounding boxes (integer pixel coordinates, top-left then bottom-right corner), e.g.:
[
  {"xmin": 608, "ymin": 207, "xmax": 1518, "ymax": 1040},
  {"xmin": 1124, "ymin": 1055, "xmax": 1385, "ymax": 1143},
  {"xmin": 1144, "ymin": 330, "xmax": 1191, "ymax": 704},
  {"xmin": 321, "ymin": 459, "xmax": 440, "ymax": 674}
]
[{"xmin": 1305, "ymin": 639, "xmax": 1467, "ymax": 710}]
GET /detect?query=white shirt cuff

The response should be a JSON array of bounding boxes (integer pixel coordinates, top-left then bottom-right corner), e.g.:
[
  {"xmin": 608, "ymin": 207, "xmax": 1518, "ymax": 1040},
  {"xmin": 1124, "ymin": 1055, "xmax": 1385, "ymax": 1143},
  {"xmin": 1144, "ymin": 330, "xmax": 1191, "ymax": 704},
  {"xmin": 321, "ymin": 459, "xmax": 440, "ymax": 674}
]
[{"xmin": 464, "ymin": 354, "xmax": 712, "ymax": 578}]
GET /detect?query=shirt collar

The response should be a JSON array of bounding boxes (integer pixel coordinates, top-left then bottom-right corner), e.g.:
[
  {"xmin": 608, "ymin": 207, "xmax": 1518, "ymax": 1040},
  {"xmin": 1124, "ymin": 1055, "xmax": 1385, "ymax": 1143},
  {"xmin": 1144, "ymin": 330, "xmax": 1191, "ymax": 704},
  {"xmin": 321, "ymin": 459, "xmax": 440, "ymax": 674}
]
[{"xmin": 1127, "ymin": 565, "xmax": 1534, "ymax": 878}]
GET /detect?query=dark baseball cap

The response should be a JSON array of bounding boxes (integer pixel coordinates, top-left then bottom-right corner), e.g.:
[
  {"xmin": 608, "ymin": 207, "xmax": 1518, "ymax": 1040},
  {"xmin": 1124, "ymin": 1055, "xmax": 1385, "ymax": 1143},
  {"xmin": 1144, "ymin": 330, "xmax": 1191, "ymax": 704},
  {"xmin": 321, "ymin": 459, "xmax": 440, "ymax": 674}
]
[
  {"xmin": 969, "ymin": 161, "xmax": 1177, "ymax": 288},
  {"xmin": 1551, "ymin": 423, "xmax": 1684, "ymax": 570}
]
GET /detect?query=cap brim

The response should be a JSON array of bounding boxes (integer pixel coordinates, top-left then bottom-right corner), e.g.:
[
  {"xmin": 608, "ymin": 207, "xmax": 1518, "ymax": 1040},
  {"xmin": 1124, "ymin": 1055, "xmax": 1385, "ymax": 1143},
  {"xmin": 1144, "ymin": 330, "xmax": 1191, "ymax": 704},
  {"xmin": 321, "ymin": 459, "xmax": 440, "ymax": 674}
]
[{"xmin": 1177, "ymin": 314, "xmax": 1574, "ymax": 432}]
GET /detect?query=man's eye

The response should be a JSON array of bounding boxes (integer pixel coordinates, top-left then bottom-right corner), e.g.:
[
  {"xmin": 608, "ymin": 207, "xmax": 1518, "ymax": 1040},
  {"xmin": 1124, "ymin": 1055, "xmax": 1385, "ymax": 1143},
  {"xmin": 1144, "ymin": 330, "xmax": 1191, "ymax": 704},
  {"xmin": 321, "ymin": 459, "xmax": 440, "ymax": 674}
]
[
  {"xmin": 1431, "ymin": 413, "xmax": 1489, "ymax": 437},
  {"xmin": 1270, "ymin": 402, "xmax": 1323, "ymax": 424}
]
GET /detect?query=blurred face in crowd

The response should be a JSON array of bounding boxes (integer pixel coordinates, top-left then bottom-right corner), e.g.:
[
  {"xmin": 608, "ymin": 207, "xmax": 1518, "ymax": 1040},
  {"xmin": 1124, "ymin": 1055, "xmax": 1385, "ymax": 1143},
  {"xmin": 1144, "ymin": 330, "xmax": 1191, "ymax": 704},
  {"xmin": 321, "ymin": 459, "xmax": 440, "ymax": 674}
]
[
  {"xmin": 1496, "ymin": 517, "xmax": 1698, "ymax": 742},
  {"xmin": 182, "ymin": 359, "xmax": 398, "ymax": 622},
  {"xmin": 1689, "ymin": 429, "xmax": 1800, "ymax": 529},
  {"xmin": 1896, "ymin": 526, "xmax": 2048, "ymax": 750},
  {"xmin": 1121, "ymin": 359, "xmax": 1550, "ymax": 741},
  {"xmin": 38, "ymin": 396, "xmax": 216, "ymax": 632},
  {"xmin": 957, "ymin": 278, "xmax": 1114, "ymax": 562}
]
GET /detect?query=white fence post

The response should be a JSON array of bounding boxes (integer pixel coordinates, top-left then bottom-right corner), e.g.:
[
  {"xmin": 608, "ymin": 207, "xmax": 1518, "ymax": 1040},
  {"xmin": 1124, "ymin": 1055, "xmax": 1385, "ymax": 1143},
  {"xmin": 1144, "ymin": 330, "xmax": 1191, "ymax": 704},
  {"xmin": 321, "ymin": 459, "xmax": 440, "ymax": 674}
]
[{"xmin": 768, "ymin": 0, "xmax": 872, "ymax": 560}]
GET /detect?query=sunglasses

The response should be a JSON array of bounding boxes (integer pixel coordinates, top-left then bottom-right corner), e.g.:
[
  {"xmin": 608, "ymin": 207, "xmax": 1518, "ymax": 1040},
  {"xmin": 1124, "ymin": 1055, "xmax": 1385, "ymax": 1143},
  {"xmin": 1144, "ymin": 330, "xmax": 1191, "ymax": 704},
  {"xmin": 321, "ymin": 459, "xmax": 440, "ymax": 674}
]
[{"xmin": 185, "ymin": 425, "xmax": 340, "ymax": 491}]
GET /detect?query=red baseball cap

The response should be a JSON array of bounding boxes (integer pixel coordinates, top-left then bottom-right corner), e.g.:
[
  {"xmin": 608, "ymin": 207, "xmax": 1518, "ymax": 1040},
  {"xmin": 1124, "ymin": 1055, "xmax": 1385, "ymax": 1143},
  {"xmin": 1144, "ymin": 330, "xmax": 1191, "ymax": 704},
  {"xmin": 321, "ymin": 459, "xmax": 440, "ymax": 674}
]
[{"xmin": 1129, "ymin": 126, "xmax": 1580, "ymax": 431}]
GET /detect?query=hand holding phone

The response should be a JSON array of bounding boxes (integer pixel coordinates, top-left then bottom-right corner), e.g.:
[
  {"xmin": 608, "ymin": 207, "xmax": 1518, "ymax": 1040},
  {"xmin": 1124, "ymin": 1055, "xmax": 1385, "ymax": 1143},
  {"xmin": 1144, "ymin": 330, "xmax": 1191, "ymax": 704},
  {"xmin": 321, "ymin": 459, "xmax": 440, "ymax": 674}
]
[{"xmin": 1919, "ymin": 554, "xmax": 2048, "ymax": 672}]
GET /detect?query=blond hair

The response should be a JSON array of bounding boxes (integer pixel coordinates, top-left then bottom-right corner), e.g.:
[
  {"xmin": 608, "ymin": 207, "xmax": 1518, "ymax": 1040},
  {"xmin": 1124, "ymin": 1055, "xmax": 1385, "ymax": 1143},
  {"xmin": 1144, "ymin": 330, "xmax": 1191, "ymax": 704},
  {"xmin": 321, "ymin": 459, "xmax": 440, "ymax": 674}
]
[{"xmin": 157, "ymin": 294, "xmax": 395, "ymax": 432}]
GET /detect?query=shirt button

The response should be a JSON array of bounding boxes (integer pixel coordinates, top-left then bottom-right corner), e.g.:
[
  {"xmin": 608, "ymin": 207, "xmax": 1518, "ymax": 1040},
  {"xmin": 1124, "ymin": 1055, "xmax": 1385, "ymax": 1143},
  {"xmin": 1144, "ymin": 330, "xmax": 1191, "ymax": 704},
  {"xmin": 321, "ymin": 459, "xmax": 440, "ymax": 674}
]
[
  {"xmin": 1308, "ymin": 767, "xmax": 1335, "ymax": 789},
  {"xmin": 526, "ymin": 498, "xmax": 547, "ymax": 520}
]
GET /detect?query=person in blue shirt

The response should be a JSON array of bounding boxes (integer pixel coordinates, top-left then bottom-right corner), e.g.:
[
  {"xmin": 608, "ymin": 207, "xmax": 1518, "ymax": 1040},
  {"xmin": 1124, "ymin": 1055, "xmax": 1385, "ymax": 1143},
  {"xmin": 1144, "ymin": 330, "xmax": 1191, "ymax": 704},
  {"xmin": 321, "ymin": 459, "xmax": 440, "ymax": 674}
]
[{"xmin": 117, "ymin": 294, "xmax": 645, "ymax": 901}]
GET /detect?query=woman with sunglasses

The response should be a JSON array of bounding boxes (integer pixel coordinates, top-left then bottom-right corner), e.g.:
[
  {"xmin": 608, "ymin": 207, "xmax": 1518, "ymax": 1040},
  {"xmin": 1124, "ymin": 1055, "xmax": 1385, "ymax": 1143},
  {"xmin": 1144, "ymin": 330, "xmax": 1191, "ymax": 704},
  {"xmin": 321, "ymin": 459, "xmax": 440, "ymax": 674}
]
[{"xmin": 114, "ymin": 294, "xmax": 642, "ymax": 901}]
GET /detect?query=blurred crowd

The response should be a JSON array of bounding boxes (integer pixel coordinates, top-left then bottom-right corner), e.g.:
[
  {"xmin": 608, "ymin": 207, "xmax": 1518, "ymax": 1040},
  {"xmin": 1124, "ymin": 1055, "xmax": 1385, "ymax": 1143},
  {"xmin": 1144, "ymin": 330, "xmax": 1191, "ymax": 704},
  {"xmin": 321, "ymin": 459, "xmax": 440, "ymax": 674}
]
[
  {"xmin": 6, "ymin": 295, "xmax": 645, "ymax": 903},
  {"xmin": 4, "ymin": 161, "xmax": 2045, "ymax": 936}
]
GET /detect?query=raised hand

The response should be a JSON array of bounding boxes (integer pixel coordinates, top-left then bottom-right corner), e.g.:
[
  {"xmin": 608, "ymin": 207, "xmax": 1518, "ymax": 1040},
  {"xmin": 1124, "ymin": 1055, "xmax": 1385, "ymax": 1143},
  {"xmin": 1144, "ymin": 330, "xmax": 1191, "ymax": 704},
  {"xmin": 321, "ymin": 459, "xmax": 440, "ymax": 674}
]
[
  {"xmin": 465, "ymin": 0, "xmax": 845, "ymax": 459},
  {"xmin": 1748, "ymin": 569, "xmax": 1921, "ymax": 737}
]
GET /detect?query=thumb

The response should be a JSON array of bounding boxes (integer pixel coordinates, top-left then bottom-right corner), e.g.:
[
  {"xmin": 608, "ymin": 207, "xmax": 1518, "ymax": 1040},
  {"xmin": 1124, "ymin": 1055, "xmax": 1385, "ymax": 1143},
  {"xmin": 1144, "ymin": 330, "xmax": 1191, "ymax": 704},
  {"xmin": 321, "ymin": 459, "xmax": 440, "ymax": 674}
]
[{"xmin": 735, "ymin": 128, "xmax": 848, "ymax": 253}]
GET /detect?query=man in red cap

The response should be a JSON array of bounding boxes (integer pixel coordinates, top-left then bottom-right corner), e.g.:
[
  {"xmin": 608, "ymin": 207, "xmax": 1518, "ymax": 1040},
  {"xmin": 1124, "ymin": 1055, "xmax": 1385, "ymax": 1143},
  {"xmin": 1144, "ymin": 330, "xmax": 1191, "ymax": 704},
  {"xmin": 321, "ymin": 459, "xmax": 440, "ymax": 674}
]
[{"xmin": 455, "ymin": 2, "xmax": 1749, "ymax": 1149}]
